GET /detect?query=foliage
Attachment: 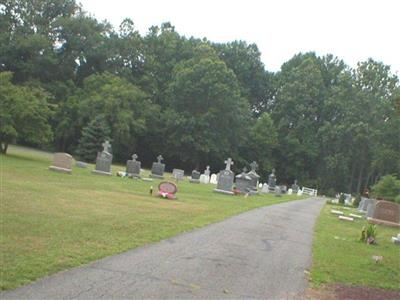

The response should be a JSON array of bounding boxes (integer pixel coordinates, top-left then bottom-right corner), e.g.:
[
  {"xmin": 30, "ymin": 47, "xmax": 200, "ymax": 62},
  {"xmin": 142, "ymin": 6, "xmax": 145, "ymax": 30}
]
[
  {"xmin": 0, "ymin": 72, "xmax": 52, "ymax": 154},
  {"xmin": 371, "ymin": 175, "xmax": 400, "ymax": 201},
  {"xmin": 395, "ymin": 194, "xmax": 400, "ymax": 204},
  {"xmin": 360, "ymin": 224, "xmax": 377, "ymax": 245},
  {"xmin": 353, "ymin": 194, "xmax": 361, "ymax": 208},
  {"xmin": 75, "ymin": 115, "xmax": 110, "ymax": 162},
  {"xmin": 338, "ymin": 194, "xmax": 345, "ymax": 204}
]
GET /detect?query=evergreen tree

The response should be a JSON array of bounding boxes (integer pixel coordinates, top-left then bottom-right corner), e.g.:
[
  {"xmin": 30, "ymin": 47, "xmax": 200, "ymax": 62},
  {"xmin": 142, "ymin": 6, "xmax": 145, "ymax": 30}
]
[{"xmin": 75, "ymin": 115, "xmax": 110, "ymax": 162}]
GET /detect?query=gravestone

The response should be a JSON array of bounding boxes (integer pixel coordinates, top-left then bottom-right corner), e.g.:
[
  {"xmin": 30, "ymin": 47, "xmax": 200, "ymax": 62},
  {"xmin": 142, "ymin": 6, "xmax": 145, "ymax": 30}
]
[
  {"xmin": 261, "ymin": 183, "xmax": 269, "ymax": 193},
  {"xmin": 288, "ymin": 188, "xmax": 293, "ymax": 195},
  {"xmin": 214, "ymin": 158, "xmax": 235, "ymax": 195},
  {"xmin": 246, "ymin": 161, "xmax": 260, "ymax": 192},
  {"xmin": 235, "ymin": 167, "xmax": 252, "ymax": 194},
  {"xmin": 92, "ymin": 141, "xmax": 112, "ymax": 176},
  {"xmin": 189, "ymin": 170, "xmax": 201, "ymax": 183},
  {"xmin": 210, "ymin": 173, "xmax": 218, "ymax": 184},
  {"xmin": 357, "ymin": 197, "xmax": 366, "ymax": 211},
  {"xmin": 360, "ymin": 198, "xmax": 376, "ymax": 212},
  {"xmin": 291, "ymin": 180, "xmax": 299, "ymax": 193},
  {"xmin": 268, "ymin": 169, "xmax": 277, "ymax": 192},
  {"xmin": 126, "ymin": 154, "xmax": 141, "ymax": 178},
  {"xmin": 280, "ymin": 185, "xmax": 287, "ymax": 194},
  {"xmin": 172, "ymin": 169, "xmax": 185, "ymax": 181},
  {"xmin": 75, "ymin": 161, "xmax": 87, "ymax": 168},
  {"xmin": 157, "ymin": 181, "xmax": 178, "ymax": 200},
  {"xmin": 366, "ymin": 202, "xmax": 376, "ymax": 219},
  {"xmin": 368, "ymin": 201, "xmax": 400, "ymax": 227},
  {"xmin": 202, "ymin": 166, "xmax": 211, "ymax": 183},
  {"xmin": 297, "ymin": 189, "xmax": 303, "ymax": 196},
  {"xmin": 49, "ymin": 153, "xmax": 73, "ymax": 174},
  {"xmin": 150, "ymin": 155, "xmax": 165, "ymax": 179}
]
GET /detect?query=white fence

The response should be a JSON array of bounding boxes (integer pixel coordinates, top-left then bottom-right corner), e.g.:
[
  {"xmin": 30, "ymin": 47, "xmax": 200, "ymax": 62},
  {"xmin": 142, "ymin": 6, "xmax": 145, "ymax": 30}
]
[{"xmin": 302, "ymin": 187, "xmax": 318, "ymax": 196}]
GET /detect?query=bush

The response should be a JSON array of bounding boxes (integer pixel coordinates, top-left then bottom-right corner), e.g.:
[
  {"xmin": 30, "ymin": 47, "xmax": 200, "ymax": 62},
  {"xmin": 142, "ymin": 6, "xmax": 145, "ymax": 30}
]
[
  {"xmin": 325, "ymin": 188, "xmax": 336, "ymax": 198},
  {"xmin": 395, "ymin": 195, "xmax": 400, "ymax": 204},
  {"xmin": 371, "ymin": 175, "xmax": 400, "ymax": 202},
  {"xmin": 353, "ymin": 194, "xmax": 361, "ymax": 207},
  {"xmin": 338, "ymin": 194, "xmax": 345, "ymax": 204}
]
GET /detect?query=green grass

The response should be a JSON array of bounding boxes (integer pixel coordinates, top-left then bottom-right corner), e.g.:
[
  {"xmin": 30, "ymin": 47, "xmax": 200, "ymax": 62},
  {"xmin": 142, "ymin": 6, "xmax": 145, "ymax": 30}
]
[
  {"xmin": 0, "ymin": 145, "xmax": 306, "ymax": 290},
  {"xmin": 311, "ymin": 202, "xmax": 400, "ymax": 290}
]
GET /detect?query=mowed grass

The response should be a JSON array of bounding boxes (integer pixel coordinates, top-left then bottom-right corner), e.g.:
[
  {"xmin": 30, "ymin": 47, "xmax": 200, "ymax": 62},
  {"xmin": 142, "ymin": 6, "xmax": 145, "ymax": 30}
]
[
  {"xmin": 0, "ymin": 145, "xmax": 306, "ymax": 290},
  {"xmin": 311, "ymin": 203, "xmax": 400, "ymax": 290}
]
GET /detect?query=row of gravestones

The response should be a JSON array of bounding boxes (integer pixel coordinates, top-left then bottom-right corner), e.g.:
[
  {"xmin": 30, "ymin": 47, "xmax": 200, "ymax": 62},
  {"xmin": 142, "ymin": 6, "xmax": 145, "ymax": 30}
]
[{"xmin": 357, "ymin": 197, "xmax": 400, "ymax": 227}]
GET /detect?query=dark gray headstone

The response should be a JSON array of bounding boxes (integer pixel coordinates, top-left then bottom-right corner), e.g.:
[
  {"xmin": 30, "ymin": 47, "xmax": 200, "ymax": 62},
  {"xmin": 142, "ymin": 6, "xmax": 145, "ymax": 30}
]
[
  {"xmin": 361, "ymin": 198, "xmax": 377, "ymax": 212},
  {"xmin": 235, "ymin": 168, "xmax": 252, "ymax": 194},
  {"xmin": 190, "ymin": 170, "xmax": 201, "ymax": 183},
  {"xmin": 247, "ymin": 161, "xmax": 260, "ymax": 191},
  {"xmin": 214, "ymin": 158, "xmax": 235, "ymax": 195},
  {"xmin": 268, "ymin": 168, "xmax": 277, "ymax": 192},
  {"xmin": 366, "ymin": 202, "xmax": 376, "ymax": 219},
  {"xmin": 150, "ymin": 155, "xmax": 165, "ymax": 179},
  {"xmin": 92, "ymin": 141, "xmax": 112, "ymax": 176},
  {"xmin": 126, "ymin": 154, "xmax": 141, "ymax": 178}
]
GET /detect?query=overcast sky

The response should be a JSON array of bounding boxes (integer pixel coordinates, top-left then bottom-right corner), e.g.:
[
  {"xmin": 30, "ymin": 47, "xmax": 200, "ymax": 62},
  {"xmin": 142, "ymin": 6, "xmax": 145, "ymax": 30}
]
[{"xmin": 79, "ymin": 0, "xmax": 399, "ymax": 74}]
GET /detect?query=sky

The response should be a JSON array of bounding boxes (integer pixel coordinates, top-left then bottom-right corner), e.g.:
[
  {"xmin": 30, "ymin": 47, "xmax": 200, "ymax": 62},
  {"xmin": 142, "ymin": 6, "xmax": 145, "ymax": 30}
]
[{"xmin": 79, "ymin": 0, "xmax": 400, "ymax": 74}]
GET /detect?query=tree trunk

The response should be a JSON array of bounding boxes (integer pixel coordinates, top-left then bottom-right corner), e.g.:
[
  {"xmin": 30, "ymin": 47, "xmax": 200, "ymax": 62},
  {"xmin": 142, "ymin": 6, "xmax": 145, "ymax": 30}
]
[
  {"xmin": 356, "ymin": 165, "xmax": 364, "ymax": 194},
  {"xmin": 348, "ymin": 163, "xmax": 355, "ymax": 193},
  {"xmin": 0, "ymin": 142, "xmax": 8, "ymax": 154}
]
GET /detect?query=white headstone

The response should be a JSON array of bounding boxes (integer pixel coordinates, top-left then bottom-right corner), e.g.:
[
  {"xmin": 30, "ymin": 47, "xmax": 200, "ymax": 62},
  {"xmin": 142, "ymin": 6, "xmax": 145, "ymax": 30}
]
[
  {"xmin": 261, "ymin": 183, "xmax": 269, "ymax": 193},
  {"xmin": 199, "ymin": 174, "xmax": 208, "ymax": 184},
  {"xmin": 210, "ymin": 173, "xmax": 218, "ymax": 184},
  {"xmin": 259, "ymin": 183, "xmax": 263, "ymax": 188},
  {"xmin": 288, "ymin": 188, "xmax": 293, "ymax": 195},
  {"xmin": 297, "ymin": 189, "xmax": 303, "ymax": 196}
]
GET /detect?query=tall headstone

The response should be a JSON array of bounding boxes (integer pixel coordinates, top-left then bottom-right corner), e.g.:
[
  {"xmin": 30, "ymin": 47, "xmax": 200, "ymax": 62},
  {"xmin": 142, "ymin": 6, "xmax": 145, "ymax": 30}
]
[
  {"xmin": 291, "ymin": 180, "xmax": 299, "ymax": 194},
  {"xmin": 49, "ymin": 153, "xmax": 73, "ymax": 174},
  {"xmin": 247, "ymin": 161, "xmax": 260, "ymax": 192},
  {"xmin": 368, "ymin": 200, "xmax": 400, "ymax": 227},
  {"xmin": 126, "ymin": 154, "xmax": 141, "ymax": 178},
  {"xmin": 235, "ymin": 167, "xmax": 252, "ymax": 194},
  {"xmin": 268, "ymin": 168, "xmax": 277, "ymax": 192},
  {"xmin": 189, "ymin": 170, "xmax": 201, "ymax": 183},
  {"xmin": 172, "ymin": 169, "xmax": 185, "ymax": 181},
  {"xmin": 150, "ymin": 155, "xmax": 165, "ymax": 179},
  {"xmin": 201, "ymin": 166, "xmax": 211, "ymax": 184},
  {"xmin": 214, "ymin": 158, "xmax": 235, "ymax": 195},
  {"xmin": 92, "ymin": 140, "xmax": 112, "ymax": 176}
]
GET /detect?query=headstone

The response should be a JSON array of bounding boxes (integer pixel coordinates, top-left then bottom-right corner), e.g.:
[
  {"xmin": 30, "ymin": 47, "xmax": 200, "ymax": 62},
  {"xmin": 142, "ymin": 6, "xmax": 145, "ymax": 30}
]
[
  {"xmin": 261, "ymin": 183, "xmax": 269, "ymax": 193},
  {"xmin": 75, "ymin": 161, "xmax": 87, "ymax": 168},
  {"xmin": 268, "ymin": 169, "xmax": 277, "ymax": 192},
  {"xmin": 49, "ymin": 153, "xmax": 73, "ymax": 174},
  {"xmin": 214, "ymin": 158, "xmax": 235, "ymax": 195},
  {"xmin": 189, "ymin": 170, "xmax": 201, "ymax": 183},
  {"xmin": 172, "ymin": 168, "xmax": 185, "ymax": 181},
  {"xmin": 280, "ymin": 185, "xmax": 287, "ymax": 194},
  {"xmin": 366, "ymin": 202, "xmax": 376, "ymax": 219},
  {"xmin": 259, "ymin": 183, "xmax": 263, "ymax": 189},
  {"xmin": 92, "ymin": 141, "xmax": 112, "ymax": 176},
  {"xmin": 150, "ymin": 155, "xmax": 165, "ymax": 179},
  {"xmin": 339, "ymin": 216, "xmax": 354, "ymax": 222},
  {"xmin": 357, "ymin": 197, "xmax": 367, "ymax": 211},
  {"xmin": 344, "ymin": 193, "xmax": 352, "ymax": 205},
  {"xmin": 297, "ymin": 189, "xmax": 303, "ymax": 196},
  {"xmin": 246, "ymin": 161, "xmax": 260, "ymax": 192},
  {"xmin": 201, "ymin": 166, "xmax": 211, "ymax": 183},
  {"xmin": 157, "ymin": 181, "xmax": 178, "ymax": 200},
  {"xmin": 199, "ymin": 174, "xmax": 208, "ymax": 184},
  {"xmin": 291, "ymin": 180, "xmax": 299, "ymax": 193},
  {"xmin": 368, "ymin": 200, "xmax": 400, "ymax": 227},
  {"xmin": 360, "ymin": 198, "xmax": 377, "ymax": 212},
  {"xmin": 235, "ymin": 167, "xmax": 252, "ymax": 194},
  {"xmin": 288, "ymin": 188, "xmax": 293, "ymax": 195},
  {"xmin": 210, "ymin": 173, "xmax": 218, "ymax": 184},
  {"xmin": 126, "ymin": 154, "xmax": 141, "ymax": 178}
]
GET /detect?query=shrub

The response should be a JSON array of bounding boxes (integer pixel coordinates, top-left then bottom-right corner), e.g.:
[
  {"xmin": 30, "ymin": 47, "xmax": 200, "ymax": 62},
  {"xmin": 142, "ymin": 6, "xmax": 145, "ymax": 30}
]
[
  {"xmin": 325, "ymin": 188, "xmax": 336, "ymax": 198},
  {"xmin": 360, "ymin": 224, "xmax": 377, "ymax": 245},
  {"xmin": 338, "ymin": 193, "xmax": 345, "ymax": 204},
  {"xmin": 353, "ymin": 194, "xmax": 361, "ymax": 207},
  {"xmin": 371, "ymin": 175, "xmax": 400, "ymax": 202},
  {"xmin": 395, "ymin": 194, "xmax": 400, "ymax": 204}
]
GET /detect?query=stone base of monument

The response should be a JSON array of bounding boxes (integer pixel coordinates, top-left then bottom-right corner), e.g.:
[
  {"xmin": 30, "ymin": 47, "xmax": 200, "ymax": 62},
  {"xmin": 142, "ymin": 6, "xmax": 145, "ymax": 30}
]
[
  {"xmin": 149, "ymin": 174, "xmax": 164, "ymax": 179},
  {"xmin": 92, "ymin": 169, "xmax": 112, "ymax": 176},
  {"xmin": 189, "ymin": 178, "xmax": 200, "ymax": 183},
  {"xmin": 213, "ymin": 188, "xmax": 234, "ymax": 195},
  {"xmin": 49, "ymin": 166, "xmax": 72, "ymax": 174},
  {"xmin": 367, "ymin": 217, "xmax": 400, "ymax": 228}
]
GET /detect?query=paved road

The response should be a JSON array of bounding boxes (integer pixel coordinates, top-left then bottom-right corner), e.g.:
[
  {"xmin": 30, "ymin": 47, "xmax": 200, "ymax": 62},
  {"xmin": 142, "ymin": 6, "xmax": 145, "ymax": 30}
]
[{"xmin": 2, "ymin": 197, "xmax": 324, "ymax": 299}]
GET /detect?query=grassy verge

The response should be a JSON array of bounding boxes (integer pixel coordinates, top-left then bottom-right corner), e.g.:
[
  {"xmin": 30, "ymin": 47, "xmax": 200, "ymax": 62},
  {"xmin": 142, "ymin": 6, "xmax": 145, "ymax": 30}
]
[
  {"xmin": 311, "ymin": 202, "xmax": 400, "ymax": 290},
  {"xmin": 0, "ymin": 145, "xmax": 306, "ymax": 290}
]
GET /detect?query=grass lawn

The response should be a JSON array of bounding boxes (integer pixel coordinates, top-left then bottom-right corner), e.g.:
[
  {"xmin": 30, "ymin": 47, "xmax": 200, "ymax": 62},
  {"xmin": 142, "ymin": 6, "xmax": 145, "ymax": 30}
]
[
  {"xmin": 311, "ymin": 202, "xmax": 400, "ymax": 290},
  {"xmin": 0, "ymin": 145, "xmax": 306, "ymax": 290}
]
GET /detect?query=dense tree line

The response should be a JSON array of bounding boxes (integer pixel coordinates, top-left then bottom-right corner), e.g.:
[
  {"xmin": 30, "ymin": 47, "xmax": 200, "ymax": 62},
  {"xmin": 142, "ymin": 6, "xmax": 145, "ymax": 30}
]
[{"xmin": 1, "ymin": 0, "xmax": 399, "ymax": 195}]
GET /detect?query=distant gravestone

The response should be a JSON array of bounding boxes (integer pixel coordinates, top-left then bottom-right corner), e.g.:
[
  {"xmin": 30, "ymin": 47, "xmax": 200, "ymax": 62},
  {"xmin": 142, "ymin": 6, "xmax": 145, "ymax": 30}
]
[
  {"xmin": 75, "ymin": 161, "xmax": 87, "ymax": 168},
  {"xmin": 366, "ymin": 202, "xmax": 376, "ymax": 219},
  {"xmin": 214, "ymin": 158, "xmax": 235, "ymax": 195},
  {"xmin": 268, "ymin": 169, "xmax": 277, "ymax": 192},
  {"xmin": 368, "ymin": 201, "xmax": 400, "ymax": 227},
  {"xmin": 126, "ymin": 154, "xmax": 141, "ymax": 178},
  {"xmin": 49, "ymin": 153, "xmax": 73, "ymax": 174},
  {"xmin": 150, "ymin": 155, "xmax": 165, "ymax": 179},
  {"xmin": 235, "ymin": 167, "xmax": 252, "ymax": 194},
  {"xmin": 358, "ymin": 197, "xmax": 367, "ymax": 211},
  {"xmin": 247, "ymin": 161, "xmax": 260, "ymax": 192},
  {"xmin": 261, "ymin": 183, "xmax": 269, "ymax": 193},
  {"xmin": 288, "ymin": 188, "xmax": 293, "ymax": 195},
  {"xmin": 92, "ymin": 141, "xmax": 112, "ymax": 176},
  {"xmin": 291, "ymin": 180, "xmax": 299, "ymax": 193},
  {"xmin": 202, "ymin": 166, "xmax": 211, "ymax": 183},
  {"xmin": 297, "ymin": 189, "xmax": 303, "ymax": 196},
  {"xmin": 280, "ymin": 185, "xmax": 287, "ymax": 194},
  {"xmin": 172, "ymin": 169, "xmax": 185, "ymax": 181},
  {"xmin": 189, "ymin": 170, "xmax": 201, "ymax": 183},
  {"xmin": 210, "ymin": 173, "xmax": 218, "ymax": 185},
  {"xmin": 361, "ymin": 198, "xmax": 376, "ymax": 212}
]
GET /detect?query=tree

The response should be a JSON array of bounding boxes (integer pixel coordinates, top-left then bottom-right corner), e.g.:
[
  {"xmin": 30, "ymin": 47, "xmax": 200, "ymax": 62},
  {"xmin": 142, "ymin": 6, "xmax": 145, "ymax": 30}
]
[
  {"xmin": 165, "ymin": 44, "xmax": 251, "ymax": 168},
  {"xmin": 0, "ymin": 72, "xmax": 52, "ymax": 153},
  {"xmin": 371, "ymin": 175, "xmax": 400, "ymax": 202},
  {"xmin": 75, "ymin": 115, "xmax": 110, "ymax": 162}
]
